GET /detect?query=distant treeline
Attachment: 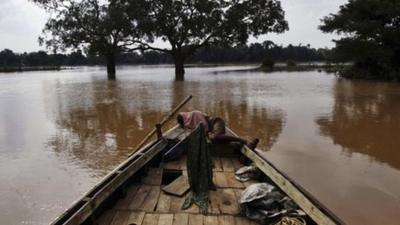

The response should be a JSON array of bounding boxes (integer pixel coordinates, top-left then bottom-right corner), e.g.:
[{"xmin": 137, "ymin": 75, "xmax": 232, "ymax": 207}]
[{"xmin": 0, "ymin": 42, "xmax": 332, "ymax": 68}]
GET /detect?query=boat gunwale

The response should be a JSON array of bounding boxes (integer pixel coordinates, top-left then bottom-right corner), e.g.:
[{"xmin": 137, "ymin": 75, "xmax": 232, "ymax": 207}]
[
  {"xmin": 226, "ymin": 127, "xmax": 345, "ymax": 225},
  {"xmin": 50, "ymin": 126, "xmax": 184, "ymax": 225}
]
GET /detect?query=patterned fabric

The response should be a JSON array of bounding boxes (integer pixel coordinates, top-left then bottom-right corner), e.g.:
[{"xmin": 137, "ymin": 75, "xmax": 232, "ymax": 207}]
[
  {"xmin": 181, "ymin": 124, "xmax": 215, "ymax": 214},
  {"xmin": 179, "ymin": 111, "xmax": 210, "ymax": 132}
]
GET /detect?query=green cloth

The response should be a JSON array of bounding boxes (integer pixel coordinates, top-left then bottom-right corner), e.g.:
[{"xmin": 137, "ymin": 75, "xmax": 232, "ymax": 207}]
[{"xmin": 181, "ymin": 124, "xmax": 215, "ymax": 214}]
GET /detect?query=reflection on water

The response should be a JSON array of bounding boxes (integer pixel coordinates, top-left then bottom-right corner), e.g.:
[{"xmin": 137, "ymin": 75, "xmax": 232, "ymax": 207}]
[
  {"xmin": 1, "ymin": 66, "xmax": 400, "ymax": 225},
  {"xmin": 44, "ymin": 77, "xmax": 285, "ymax": 178},
  {"xmin": 45, "ymin": 81, "xmax": 168, "ymax": 175},
  {"xmin": 317, "ymin": 79, "xmax": 400, "ymax": 169}
]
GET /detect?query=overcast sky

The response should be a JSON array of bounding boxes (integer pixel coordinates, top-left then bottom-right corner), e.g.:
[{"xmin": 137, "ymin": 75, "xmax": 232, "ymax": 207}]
[{"xmin": 0, "ymin": 0, "xmax": 347, "ymax": 53}]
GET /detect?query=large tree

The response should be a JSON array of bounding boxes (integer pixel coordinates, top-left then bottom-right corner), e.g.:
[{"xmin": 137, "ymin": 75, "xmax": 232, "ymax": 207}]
[
  {"xmin": 136, "ymin": 0, "xmax": 288, "ymax": 81},
  {"xmin": 33, "ymin": 0, "xmax": 144, "ymax": 80},
  {"xmin": 320, "ymin": 0, "xmax": 400, "ymax": 80}
]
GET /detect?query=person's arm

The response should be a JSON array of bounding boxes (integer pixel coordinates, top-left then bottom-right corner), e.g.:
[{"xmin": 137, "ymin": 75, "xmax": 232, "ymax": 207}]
[{"xmin": 177, "ymin": 114, "xmax": 185, "ymax": 128}]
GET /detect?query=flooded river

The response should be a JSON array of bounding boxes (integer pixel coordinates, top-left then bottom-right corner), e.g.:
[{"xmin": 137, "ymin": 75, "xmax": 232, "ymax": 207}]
[{"xmin": 0, "ymin": 65, "xmax": 399, "ymax": 225}]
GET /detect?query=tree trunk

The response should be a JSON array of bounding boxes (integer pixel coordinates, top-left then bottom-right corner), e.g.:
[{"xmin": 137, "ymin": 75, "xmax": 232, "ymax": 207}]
[
  {"xmin": 106, "ymin": 53, "xmax": 116, "ymax": 80},
  {"xmin": 174, "ymin": 54, "xmax": 185, "ymax": 81}
]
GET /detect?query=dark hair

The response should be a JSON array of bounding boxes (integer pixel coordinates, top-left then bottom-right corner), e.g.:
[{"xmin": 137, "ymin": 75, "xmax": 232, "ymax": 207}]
[{"xmin": 177, "ymin": 114, "xmax": 184, "ymax": 128}]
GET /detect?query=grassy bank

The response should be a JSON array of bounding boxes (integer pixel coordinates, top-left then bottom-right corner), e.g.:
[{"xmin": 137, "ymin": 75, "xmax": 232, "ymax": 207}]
[
  {"xmin": 0, "ymin": 66, "xmax": 61, "ymax": 73},
  {"xmin": 260, "ymin": 63, "xmax": 349, "ymax": 73}
]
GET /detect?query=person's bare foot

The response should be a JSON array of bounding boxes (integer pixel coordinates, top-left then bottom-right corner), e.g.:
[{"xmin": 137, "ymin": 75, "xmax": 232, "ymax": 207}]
[{"xmin": 246, "ymin": 138, "xmax": 259, "ymax": 150}]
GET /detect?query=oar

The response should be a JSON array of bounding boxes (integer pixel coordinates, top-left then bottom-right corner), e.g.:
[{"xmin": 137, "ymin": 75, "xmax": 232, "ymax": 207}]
[{"xmin": 131, "ymin": 95, "xmax": 193, "ymax": 155}]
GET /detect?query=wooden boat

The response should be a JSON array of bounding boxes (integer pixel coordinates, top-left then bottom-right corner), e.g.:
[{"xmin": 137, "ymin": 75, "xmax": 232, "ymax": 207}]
[{"xmin": 51, "ymin": 125, "xmax": 345, "ymax": 225}]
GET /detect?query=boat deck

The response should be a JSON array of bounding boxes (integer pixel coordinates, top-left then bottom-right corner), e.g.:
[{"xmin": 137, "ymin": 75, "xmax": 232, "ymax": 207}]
[
  {"xmin": 96, "ymin": 155, "xmax": 259, "ymax": 225},
  {"xmin": 50, "ymin": 127, "xmax": 338, "ymax": 225}
]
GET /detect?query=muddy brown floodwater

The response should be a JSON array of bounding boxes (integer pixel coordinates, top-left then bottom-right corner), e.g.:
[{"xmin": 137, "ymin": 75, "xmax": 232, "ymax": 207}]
[{"xmin": 0, "ymin": 65, "xmax": 399, "ymax": 225}]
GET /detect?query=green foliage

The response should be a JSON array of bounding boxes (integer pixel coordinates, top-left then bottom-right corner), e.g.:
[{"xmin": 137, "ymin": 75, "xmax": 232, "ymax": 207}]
[
  {"xmin": 33, "ymin": 0, "xmax": 147, "ymax": 78},
  {"xmin": 133, "ymin": 0, "xmax": 288, "ymax": 79},
  {"xmin": 192, "ymin": 42, "xmax": 326, "ymax": 63},
  {"xmin": 36, "ymin": 0, "xmax": 142, "ymax": 54},
  {"xmin": 0, "ymin": 49, "xmax": 20, "ymax": 67},
  {"xmin": 33, "ymin": 0, "xmax": 288, "ymax": 80},
  {"xmin": 320, "ymin": 0, "xmax": 400, "ymax": 80},
  {"xmin": 141, "ymin": 0, "xmax": 288, "ymax": 49},
  {"xmin": 261, "ymin": 57, "xmax": 275, "ymax": 69},
  {"xmin": 0, "ymin": 43, "xmax": 330, "ymax": 68},
  {"xmin": 0, "ymin": 49, "xmax": 89, "ymax": 67}
]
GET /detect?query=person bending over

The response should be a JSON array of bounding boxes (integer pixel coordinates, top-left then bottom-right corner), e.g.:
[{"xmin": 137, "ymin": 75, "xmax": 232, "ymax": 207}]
[{"xmin": 177, "ymin": 110, "xmax": 259, "ymax": 150}]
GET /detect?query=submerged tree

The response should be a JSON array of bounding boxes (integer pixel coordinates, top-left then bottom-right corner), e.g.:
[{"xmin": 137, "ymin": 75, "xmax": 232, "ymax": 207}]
[
  {"xmin": 33, "ymin": 0, "xmax": 144, "ymax": 80},
  {"xmin": 320, "ymin": 0, "xmax": 400, "ymax": 80},
  {"xmin": 135, "ymin": 0, "xmax": 288, "ymax": 81}
]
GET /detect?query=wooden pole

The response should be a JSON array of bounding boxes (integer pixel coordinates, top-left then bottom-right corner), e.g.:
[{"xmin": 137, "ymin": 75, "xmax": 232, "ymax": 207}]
[{"xmin": 130, "ymin": 95, "xmax": 193, "ymax": 155}]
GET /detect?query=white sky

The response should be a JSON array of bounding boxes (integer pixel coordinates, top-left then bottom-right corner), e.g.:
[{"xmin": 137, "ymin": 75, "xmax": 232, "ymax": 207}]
[{"xmin": 0, "ymin": 0, "xmax": 348, "ymax": 53}]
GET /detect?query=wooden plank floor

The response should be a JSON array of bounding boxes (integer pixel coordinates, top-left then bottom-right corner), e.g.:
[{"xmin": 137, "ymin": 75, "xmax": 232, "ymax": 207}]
[{"xmin": 97, "ymin": 157, "xmax": 259, "ymax": 225}]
